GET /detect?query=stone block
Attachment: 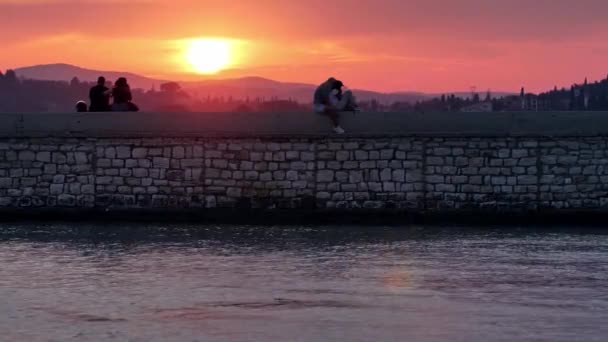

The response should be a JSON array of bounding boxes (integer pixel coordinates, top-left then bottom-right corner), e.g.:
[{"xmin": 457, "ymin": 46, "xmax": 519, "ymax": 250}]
[
  {"xmin": 18, "ymin": 151, "xmax": 36, "ymax": 161},
  {"xmin": 342, "ymin": 184, "xmax": 357, "ymax": 192},
  {"xmin": 0, "ymin": 178, "xmax": 11, "ymax": 189},
  {"xmin": 113, "ymin": 159, "xmax": 126, "ymax": 168},
  {"xmin": 433, "ymin": 148, "xmax": 451, "ymax": 156},
  {"xmin": 349, "ymin": 171, "xmax": 364, "ymax": 183},
  {"xmin": 498, "ymin": 149, "xmax": 510, "ymax": 158},
  {"xmin": 57, "ymin": 194, "xmax": 76, "ymax": 207},
  {"xmin": 335, "ymin": 151, "xmax": 349, "ymax": 161},
  {"xmin": 427, "ymin": 157, "xmax": 445, "ymax": 166},
  {"xmin": 452, "ymin": 148, "xmax": 464, "ymax": 156},
  {"xmin": 318, "ymin": 151, "xmax": 335, "ymax": 160},
  {"xmin": 583, "ymin": 165, "xmax": 597, "ymax": 175},
  {"xmin": 343, "ymin": 142, "xmax": 358, "ymax": 150},
  {"xmin": 393, "ymin": 151, "xmax": 406, "ymax": 160},
  {"xmin": 519, "ymin": 157, "xmax": 537, "ymax": 166},
  {"xmin": 317, "ymin": 170, "xmax": 334, "ymax": 183},
  {"xmin": 512, "ymin": 149, "xmax": 528, "ymax": 158},
  {"xmin": 50, "ymin": 184, "xmax": 64, "ymax": 195},
  {"xmin": 388, "ymin": 168, "xmax": 405, "ymax": 183},
  {"xmin": 21, "ymin": 178, "xmax": 37, "ymax": 187},
  {"xmin": 116, "ymin": 146, "xmax": 131, "ymax": 159},
  {"xmin": 245, "ymin": 171, "xmax": 259, "ymax": 180},
  {"xmin": 112, "ymin": 177, "xmax": 125, "ymax": 186},
  {"xmin": 132, "ymin": 148, "xmax": 148, "ymax": 159},
  {"xmin": 119, "ymin": 169, "xmax": 132, "ymax": 177},
  {"xmin": 436, "ymin": 184, "xmax": 456, "ymax": 192},
  {"xmin": 172, "ymin": 146, "xmax": 185, "ymax": 158},
  {"xmin": 52, "ymin": 152, "xmax": 67, "ymax": 164},
  {"xmin": 469, "ymin": 158, "xmax": 485, "ymax": 167},
  {"xmin": 97, "ymin": 158, "xmax": 111, "ymax": 168},
  {"xmin": 9, "ymin": 169, "xmax": 23, "ymax": 178},
  {"xmin": 355, "ymin": 151, "xmax": 369, "ymax": 160},
  {"xmin": 285, "ymin": 170, "xmax": 298, "ymax": 181},
  {"xmin": 133, "ymin": 168, "xmax": 148, "ymax": 178},
  {"xmin": 226, "ymin": 143, "xmax": 243, "ymax": 152},
  {"xmin": 36, "ymin": 152, "xmax": 51, "ymax": 162},
  {"xmin": 491, "ymin": 176, "xmax": 507, "ymax": 185},
  {"xmin": 153, "ymin": 157, "xmax": 170, "ymax": 169},
  {"xmin": 271, "ymin": 171, "xmax": 284, "ymax": 181},
  {"xmin": 97, "ymin": 176, "xmax": 112, "ymax": 185},
  {"xmin": 52, "ymin": 174, "xmax": 65, "ymax": 184},
  {"xmin": 259, "ymin": 172, "xmax": 272, "ymax": 181},
  {"xmin": 427, "ymin": 175, "xmax": 444, "ymax": 184},
  {"xmin": 74, "ymin": 152, "xmax": 88, "ymax": 165},
  {"xmin": 380, "ymin": 168, "xmax": 392, "ymax": 182},
  {"xmin": 383, "ymin": 182, "xmax": 396, "ymax": 192},
  {"xmin": 301, "ymin": 152, "xmax": 315, "ymax": 161},
  {"xmin": 490, "ymin": 159, "xmax": 503, "ymax": 167},
  {"xmin": 291, "ymin": 162, "xmax": 307, "ymax": 171},
  {"xmin": 264, "ymin": 143, "xmax": 279, "ymax": 151},
  {"xmin": 342, "ymin": 161, "xmax": 358, "ymax": 169},
  {"xmin": 272, "ymin": 152, "xmax": 286, "ymax": 162},
  {"xmin": 329, "ymin": 171, "xmax": 345, "ymax": 183},
  {"xmin": 82, "ymin": 184, "xmax": 95, "ymax": 194},
  {"xmin": 226, "ymin": 187, "xmax": 242, "ymax": 197},
  {"xmin": 286, "ymin": 151, "xmax": 300, "ymax": 160},
  {"xmin": 455, "ymin": 157, "xmax": 469, "ymax": 167},
  {"xmin": 104, "ymin": 147, "xmax": 116, "ymax": 159},
  {"xmin": 380, "ymin": 149, "xmax": 395, "ymax": 160},
  {"xmin": 316, "ymin": 192, "xmax": 331, "ymax": 200},
  {"xmin": 368, "ymin": 182, "xmax": 383, "ymax": 192},
  {"xmin": 518, "ymin": 175, "xmax": 537, "ymax": 185},
  {"xmin": 558, "ymin": 156, "xmax": 578, "ymax": 165},
  {"xmin": 68, "ymin": 183, "xmax": 81, "ymax": 195},
  {"xmin": 247, "ymin": 152, "xmax": 262, "ymax": 162}
]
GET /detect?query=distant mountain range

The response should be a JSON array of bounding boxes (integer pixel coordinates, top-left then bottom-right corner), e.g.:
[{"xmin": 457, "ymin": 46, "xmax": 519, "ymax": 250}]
[
  {"xmin": 14, "ymin": 64, "xmax": 166, "ymax": 90},
  {"xmin": 13, "ymin": 63, "xmax": 513, "ymax": 103}
]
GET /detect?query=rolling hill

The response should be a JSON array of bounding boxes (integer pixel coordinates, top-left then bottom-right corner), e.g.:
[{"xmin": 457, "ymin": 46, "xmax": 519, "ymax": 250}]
[{"xmin": 12, "ymin": 63, "xmax": 512, "ymax": 104}]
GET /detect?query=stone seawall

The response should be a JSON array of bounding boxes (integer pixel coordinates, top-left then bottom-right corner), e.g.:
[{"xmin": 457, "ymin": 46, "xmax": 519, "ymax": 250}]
[{"xmin": 1, "ymin": 135, "xmax": 608, "ymax": 216}]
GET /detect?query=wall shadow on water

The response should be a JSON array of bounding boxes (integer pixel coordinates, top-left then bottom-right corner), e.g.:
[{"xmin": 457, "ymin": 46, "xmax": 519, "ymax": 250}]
[{"xmin": 1, "ymin": 222, "xmax": 607, "ymax": 247}]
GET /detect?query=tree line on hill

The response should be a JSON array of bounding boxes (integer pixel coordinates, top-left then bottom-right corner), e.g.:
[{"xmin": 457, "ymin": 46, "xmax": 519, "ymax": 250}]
[
  {"xmin": 2, "ymin": 68, "xmax": 608, "ymax": 113},
  {"xmin": 406, "ymin": 75, "xmax": 608, "ymax": 113},
  {"xmin": 0, "ymin": 69, "xmax": 310, "ymax": 113}
]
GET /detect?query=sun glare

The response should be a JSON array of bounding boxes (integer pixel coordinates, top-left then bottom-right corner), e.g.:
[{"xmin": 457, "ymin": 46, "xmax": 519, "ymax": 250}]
[{"xmin": 185, "ymin": 39, "xmax": 232, "ymax": 74}]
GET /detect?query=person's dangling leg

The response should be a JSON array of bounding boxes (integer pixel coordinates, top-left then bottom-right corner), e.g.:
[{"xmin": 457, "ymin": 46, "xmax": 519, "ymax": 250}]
[{"xmin": 325, "ymin": 109, "xmax": 345, "ymax": 134}]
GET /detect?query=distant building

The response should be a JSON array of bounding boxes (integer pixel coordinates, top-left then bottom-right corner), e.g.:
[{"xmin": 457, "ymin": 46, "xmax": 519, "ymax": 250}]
[{"xmin": 460, "ymin": 101, "xmax": 493, "ymax": 112}]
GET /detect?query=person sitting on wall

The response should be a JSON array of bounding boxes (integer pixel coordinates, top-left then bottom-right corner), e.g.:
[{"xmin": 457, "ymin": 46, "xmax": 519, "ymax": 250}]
[
  {"xmin": 75, "ymin": 101, "xmax": 88, "ymax": 112},
  {"xmin": 313, "ymin": 77, "xmax": 359, "ymax": 134},
  {"xmin": 111, "ymin": 77, "xmax": 139, "ymax": 112},
  {"xmin": 89, "ymin": 76, "xmax": 111, "ymax": 112}
]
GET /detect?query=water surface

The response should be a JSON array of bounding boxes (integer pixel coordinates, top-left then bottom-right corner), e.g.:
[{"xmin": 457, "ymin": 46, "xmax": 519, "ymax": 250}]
[{"xmin": 1, "ymin": 224, "xmax": 607, "ymax": 341}]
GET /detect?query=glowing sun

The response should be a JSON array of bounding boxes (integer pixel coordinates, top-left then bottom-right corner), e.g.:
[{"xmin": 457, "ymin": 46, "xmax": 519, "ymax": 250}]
[{"xmin": 185, "ymin": 39, "xmax": 232, "ymax": 74}]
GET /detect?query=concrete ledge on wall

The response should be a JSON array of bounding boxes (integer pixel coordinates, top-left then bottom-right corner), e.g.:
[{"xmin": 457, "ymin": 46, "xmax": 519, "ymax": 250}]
[{"xmin": 1, "ymin": 111, "xmax": 608, "ymax": 138}]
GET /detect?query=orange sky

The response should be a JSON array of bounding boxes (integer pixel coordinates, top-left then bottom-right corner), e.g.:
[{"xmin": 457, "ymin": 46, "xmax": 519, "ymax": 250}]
[{"xmin": 1, "ymin": 0, "xmax": 607, "ymax": 93}]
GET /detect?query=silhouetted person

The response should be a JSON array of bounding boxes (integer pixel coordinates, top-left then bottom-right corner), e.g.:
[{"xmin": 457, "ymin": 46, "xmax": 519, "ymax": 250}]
[
  {"xmin": 89, "ymin": 76, "xmax": 110, "ymax": 112},
  {"xmin": 75, "ymin": 101, "xmax": 88, "ymax": 112},
  {"xmin": 313, "ymin": 77, "xmax": 358, "ymax": 134},
  {"xmin": 111, "ymin": 77, "xmax": 138, "ymax": 112}
]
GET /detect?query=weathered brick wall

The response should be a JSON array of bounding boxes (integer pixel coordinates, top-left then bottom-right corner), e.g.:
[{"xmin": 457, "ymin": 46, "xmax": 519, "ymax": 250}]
[{"xmin": 1, "ymin": 137, "xmax": 608, "ymax": 212}]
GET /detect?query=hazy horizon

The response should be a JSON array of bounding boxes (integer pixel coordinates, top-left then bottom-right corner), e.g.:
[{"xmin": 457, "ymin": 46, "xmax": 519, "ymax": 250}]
[
  {"xmin": 1, "ymin": 0, "xmax": 608, "ymax": 93},
  {"xmin": 11, "ymin": 62, "xmax": 526, "ymax": 95}
]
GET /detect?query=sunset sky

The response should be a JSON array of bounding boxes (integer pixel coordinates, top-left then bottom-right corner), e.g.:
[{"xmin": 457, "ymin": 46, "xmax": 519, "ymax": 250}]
[{"xmin": 1, "ymin": 0, "xmax": 607, "ymax": 93}]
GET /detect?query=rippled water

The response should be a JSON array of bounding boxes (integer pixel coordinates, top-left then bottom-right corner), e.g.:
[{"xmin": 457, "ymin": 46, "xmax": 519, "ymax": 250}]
[{"xmin": 1, "ymin": 224, "xmax": 607, "ymax": 342}]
